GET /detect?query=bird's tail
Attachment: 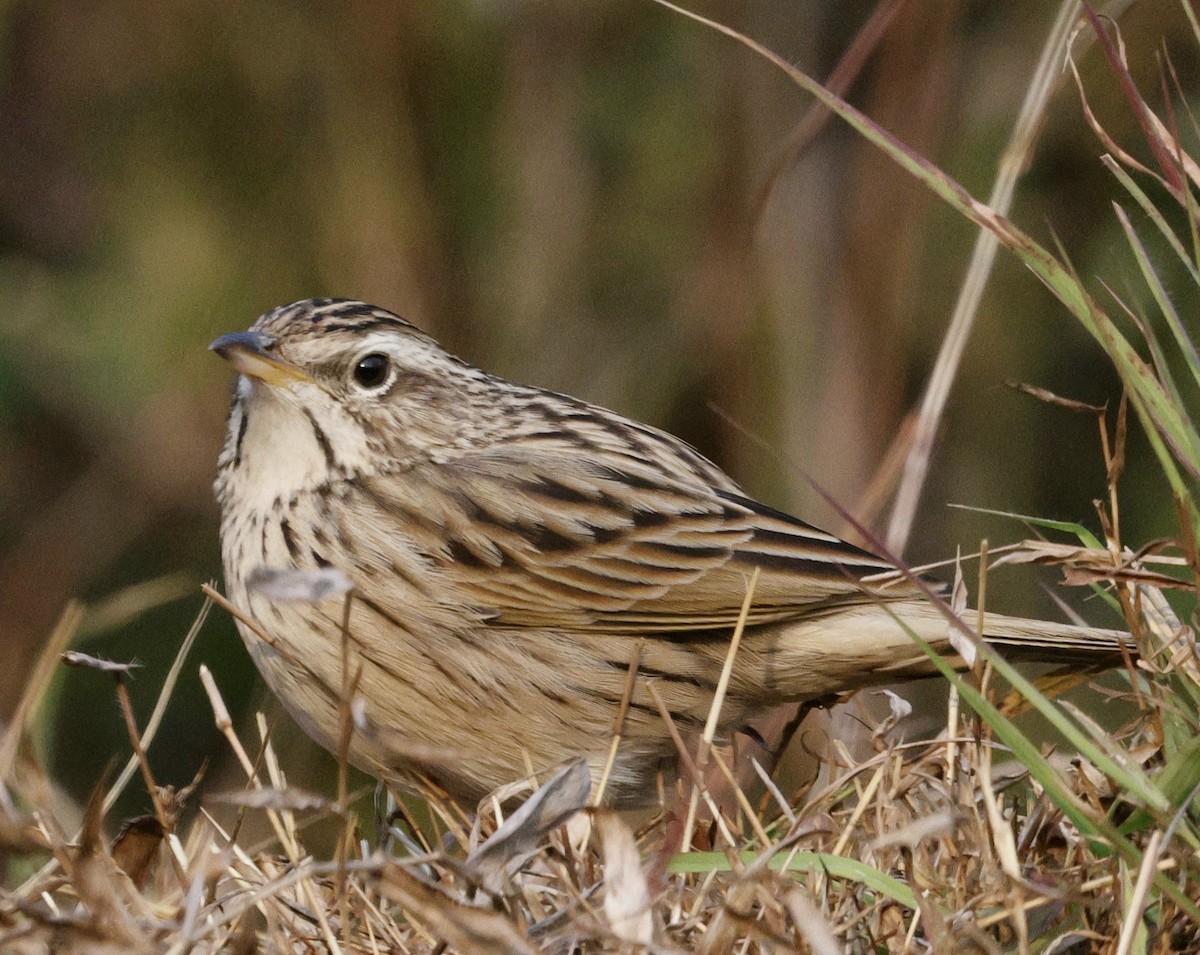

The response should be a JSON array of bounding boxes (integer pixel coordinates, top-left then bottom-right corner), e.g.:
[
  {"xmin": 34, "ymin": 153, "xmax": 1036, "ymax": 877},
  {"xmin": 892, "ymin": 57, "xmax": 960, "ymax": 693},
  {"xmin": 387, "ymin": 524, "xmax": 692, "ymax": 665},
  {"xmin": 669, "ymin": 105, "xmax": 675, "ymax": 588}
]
[
  {"xmin": 763, "ymin": 601, "xmax": 1131, "ymax": 701},
  {"xmin": 974, "ymin": 611, "xmax": 1132, "ymax": 665}
]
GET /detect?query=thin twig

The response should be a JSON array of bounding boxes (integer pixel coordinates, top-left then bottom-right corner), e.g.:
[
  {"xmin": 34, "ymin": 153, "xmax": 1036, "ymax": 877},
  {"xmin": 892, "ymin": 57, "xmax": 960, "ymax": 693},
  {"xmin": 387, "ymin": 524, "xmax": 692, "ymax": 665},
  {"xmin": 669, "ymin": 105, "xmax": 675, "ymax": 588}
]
[
  {"xmin": 593, "ymin": 640, "xmax": 644, "ymax": 806},
  {"xmin": 682, "ymin": 568, "xmax": 759, "ymax": 853}
]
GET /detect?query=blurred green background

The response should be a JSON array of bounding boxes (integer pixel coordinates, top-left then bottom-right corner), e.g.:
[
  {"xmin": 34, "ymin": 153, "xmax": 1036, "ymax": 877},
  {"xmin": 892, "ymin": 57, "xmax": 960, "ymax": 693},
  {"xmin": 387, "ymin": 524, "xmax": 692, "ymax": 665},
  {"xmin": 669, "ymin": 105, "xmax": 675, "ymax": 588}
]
[{"xmin": 1, "ymin": 0, "xmax": 1195, "ymax": 820}]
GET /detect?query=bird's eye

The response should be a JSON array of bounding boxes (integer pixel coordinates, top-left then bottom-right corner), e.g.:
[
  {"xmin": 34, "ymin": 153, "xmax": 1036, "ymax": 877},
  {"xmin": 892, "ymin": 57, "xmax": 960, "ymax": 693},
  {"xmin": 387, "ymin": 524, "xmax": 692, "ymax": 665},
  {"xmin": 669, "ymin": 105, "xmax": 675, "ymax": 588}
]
[{"xmin": 352, "ymin": 353, "xmax": 391, "ymax": 390}]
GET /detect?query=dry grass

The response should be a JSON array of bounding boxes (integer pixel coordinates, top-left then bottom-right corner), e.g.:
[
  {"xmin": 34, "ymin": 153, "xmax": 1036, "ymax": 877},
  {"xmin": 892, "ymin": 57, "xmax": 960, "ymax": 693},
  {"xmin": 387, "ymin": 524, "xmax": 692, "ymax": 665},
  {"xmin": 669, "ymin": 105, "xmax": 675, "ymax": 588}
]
[{"xmin": 0, "ymin": 528, "xmax": 1197, "ymax": 954}]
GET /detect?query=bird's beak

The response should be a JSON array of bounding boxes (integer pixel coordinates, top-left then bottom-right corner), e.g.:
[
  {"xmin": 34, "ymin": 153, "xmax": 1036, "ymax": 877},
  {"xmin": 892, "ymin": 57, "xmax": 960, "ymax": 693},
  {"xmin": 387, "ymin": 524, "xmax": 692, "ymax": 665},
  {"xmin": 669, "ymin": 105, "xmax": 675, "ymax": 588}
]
[{"xmin": 209, "ymin": 331, "xmax": 312, "ymax": 387}]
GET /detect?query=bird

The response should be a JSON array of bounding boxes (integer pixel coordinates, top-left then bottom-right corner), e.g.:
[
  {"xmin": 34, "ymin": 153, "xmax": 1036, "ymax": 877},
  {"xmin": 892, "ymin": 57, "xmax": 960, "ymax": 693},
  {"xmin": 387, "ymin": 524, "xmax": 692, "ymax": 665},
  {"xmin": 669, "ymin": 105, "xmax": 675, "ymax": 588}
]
[{"xmin": 211, "ymin": 297, "xmax": 1129, "ymax": 808}]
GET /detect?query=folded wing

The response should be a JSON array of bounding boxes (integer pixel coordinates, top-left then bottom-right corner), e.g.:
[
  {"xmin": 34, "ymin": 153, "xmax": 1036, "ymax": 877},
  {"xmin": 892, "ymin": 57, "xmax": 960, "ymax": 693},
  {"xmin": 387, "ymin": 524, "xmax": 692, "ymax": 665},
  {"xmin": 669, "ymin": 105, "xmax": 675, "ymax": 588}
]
[{"xmin": 347, "ymin": 448, "xmax": 925, "ymax": 634}]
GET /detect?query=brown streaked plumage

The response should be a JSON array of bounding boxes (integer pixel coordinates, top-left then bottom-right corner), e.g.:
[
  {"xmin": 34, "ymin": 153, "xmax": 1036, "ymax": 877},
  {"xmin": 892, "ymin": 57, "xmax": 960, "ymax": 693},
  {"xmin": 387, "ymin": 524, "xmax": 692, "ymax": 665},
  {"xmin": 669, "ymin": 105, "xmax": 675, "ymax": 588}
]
[{"xmin": 212, "ymin": 298, "xmax": 1129, "ymax": 807}]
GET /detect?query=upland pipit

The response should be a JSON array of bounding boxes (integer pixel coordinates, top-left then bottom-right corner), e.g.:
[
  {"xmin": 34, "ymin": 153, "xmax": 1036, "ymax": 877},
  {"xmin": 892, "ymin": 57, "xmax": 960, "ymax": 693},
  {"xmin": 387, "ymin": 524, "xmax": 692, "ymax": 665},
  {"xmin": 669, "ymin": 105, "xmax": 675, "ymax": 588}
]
[{"xmin": 212, "ymin": 298, "xmax": 1128, "ymax": 807}]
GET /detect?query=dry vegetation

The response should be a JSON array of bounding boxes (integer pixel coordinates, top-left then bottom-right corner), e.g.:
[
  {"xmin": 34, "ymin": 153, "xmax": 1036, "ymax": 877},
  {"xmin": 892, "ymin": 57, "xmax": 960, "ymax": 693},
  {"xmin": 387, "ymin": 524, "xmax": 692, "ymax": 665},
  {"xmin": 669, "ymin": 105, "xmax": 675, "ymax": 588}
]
[
  {"xmin": 4, "ymin": 4, "xmax": 1200, "ymax": 954},
  {"xmin": 0, "ymin": 536, "xmax": 1197, "ymax": 953}
]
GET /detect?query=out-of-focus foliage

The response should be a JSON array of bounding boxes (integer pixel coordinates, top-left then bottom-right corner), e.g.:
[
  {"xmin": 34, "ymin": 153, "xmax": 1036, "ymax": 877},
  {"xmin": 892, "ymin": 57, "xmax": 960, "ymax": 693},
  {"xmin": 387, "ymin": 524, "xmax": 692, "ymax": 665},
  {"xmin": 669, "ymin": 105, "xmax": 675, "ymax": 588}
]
[{"xmin": 0, "ymin": 0, "xmax": 1195, "ymax": 815}]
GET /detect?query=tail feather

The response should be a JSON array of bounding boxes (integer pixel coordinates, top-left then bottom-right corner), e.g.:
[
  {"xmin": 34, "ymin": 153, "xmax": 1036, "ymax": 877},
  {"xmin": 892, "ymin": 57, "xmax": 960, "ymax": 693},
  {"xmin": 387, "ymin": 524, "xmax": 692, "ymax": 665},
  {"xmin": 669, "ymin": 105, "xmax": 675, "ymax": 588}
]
[
  {"xmin": 978, "ymin": 612, "xmax": 1132, "ymax": 664},
  {"xmin": 759, "ymin": 601, "xmax": 1131, "ymax": 702}
]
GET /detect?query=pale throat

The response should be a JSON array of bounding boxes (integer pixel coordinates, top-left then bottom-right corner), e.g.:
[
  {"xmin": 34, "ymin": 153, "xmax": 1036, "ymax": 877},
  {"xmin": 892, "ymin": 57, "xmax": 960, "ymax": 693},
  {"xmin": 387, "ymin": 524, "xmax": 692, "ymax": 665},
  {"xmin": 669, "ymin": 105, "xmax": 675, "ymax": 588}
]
[{"xmin": 230, "ymin": 379, "xmax": 366, "ymax": 513}]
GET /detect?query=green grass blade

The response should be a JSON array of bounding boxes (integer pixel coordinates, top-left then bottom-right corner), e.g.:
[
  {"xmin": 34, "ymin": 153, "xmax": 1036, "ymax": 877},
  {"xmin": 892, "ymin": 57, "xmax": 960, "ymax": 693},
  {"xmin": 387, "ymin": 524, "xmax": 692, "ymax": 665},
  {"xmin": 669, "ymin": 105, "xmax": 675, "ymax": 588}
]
[
  {"xmin": 1103, "ymin": 157, "xmax": 1200, "ymax": 288},
  {"xmin": 948, "ymin": 505, "xmax": 1106, "ymax": 550},
  {"xmin": 1113, "ymin": 203, "xmax": 1200, "ymax": 390},
  {"xmin": 669, "ymin": 850, "xmax": 919, "ymax": 910}
]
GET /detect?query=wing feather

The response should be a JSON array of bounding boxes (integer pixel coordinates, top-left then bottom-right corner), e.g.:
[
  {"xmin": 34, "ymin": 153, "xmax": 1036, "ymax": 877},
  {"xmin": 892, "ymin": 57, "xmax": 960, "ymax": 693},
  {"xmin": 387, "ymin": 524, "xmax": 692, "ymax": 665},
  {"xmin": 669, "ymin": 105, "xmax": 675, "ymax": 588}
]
[{"xmin": 342, "ymin": 446, "xmax": 924, "ymax": 634}]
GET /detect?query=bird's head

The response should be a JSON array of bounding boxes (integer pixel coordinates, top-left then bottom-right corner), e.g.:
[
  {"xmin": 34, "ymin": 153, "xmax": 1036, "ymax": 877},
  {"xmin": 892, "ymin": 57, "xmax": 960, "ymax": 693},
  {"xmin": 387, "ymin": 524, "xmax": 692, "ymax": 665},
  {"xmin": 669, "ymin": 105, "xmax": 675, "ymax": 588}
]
[{"xmin": 211, "ymin": 298, "xmax": 490, "ymax": 509}]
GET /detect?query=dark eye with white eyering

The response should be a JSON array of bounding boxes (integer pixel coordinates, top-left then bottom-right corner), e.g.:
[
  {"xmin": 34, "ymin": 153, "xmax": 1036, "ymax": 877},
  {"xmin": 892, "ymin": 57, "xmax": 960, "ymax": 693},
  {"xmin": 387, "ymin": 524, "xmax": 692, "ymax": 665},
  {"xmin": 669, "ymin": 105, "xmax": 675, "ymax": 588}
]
[{"xmin": 352, "ymin": 353, "xmax": 391, "ymax": 390}]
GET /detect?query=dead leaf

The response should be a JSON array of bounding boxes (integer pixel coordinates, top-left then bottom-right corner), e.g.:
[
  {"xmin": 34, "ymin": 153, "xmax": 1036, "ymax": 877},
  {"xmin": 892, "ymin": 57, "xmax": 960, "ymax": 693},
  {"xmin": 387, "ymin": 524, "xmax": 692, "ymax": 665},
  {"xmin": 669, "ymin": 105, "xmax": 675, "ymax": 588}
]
[
  {"xmin": 379, "ymin": 863, "xmax": 536, "ymax": 955},
  {"xmin": 60, "ymin": 652, "xmax": 140, "ymax": 674},
  {"xmin": 595, "ymin": 810, "xmax": 653, "ymax": 945},
  {"xmin": 946, "ymin": 557, "xmax": 977, "ymax": 668},
  {"xmin": 246, "ymin": 566, "xmax": 353, "ymax": 603},
  {"xmin": 871, "ymin": 809, "xmax": 956, "ymax": 849},
  {"xmin": 110, "ymin": 815, "xmax": 163, "ymax": 891},
  {"xmin": 1007, "ymin": 380, "xmax": 1105, "ymax": 415},
  {"xmin": 210, "ymin": 786, "xmax": 332, "ymax": 813},
  {"xmin": 465, "ymin": 759, "xmax": 590, "ymax": 892}
]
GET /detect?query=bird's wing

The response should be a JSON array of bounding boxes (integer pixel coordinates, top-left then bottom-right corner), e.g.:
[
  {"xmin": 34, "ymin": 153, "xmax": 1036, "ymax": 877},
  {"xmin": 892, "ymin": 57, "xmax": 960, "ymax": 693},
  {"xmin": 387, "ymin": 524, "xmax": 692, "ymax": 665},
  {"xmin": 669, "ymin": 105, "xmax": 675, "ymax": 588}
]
[{"xmin": 346, "ymin": 449, "xmax": 926, "ymax": 632}]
